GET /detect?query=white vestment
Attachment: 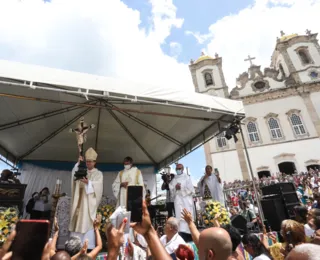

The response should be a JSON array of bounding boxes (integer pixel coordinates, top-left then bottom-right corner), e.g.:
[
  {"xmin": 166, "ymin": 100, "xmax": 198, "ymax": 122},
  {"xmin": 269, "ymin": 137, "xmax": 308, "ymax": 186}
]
[
  {"xmin": 160, "ymin": 233, "xmax": 186, "ymax": 255},
  {"xmin": 169, "ymin": 173, "xmax": 195, "ymax": 234},
  {"xmin": 197, "ymin": 174, "xmax": 225, "ymax": 205},
  {"xmin": 69, "ymin": 163, "xmax": 103, "ymax": 237},
  {"xmin": 112, "ymin": 166, "xmax": 145, "ymax": 208}
]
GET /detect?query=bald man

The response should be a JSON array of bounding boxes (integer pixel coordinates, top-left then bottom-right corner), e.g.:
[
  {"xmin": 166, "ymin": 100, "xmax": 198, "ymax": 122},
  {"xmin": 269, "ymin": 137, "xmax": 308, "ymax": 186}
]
[
  {"xmin": 169, "ymin": 163, "xmax": 195, "ymax": 236},
  {"xmin": 198, "ymin": 227, "xmax": 232, "ymax": 260},
  {"xmin": 51, "ymin": 251, "xmax": 71, "ymax": 260},
  {"xmin": 286, "ymin": 244, "xmax": 320, "ymax": 260}
]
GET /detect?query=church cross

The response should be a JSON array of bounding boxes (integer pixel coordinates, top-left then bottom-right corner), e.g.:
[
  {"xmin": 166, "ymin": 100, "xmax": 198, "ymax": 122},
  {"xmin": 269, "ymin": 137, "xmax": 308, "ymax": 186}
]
[
  {"xmin": 306, "ymin": 29, "xmax": 311, "ymax": 35},
  {"xmin": 244, "ymin": 55, "xmax": 256, "ymax": 67}
]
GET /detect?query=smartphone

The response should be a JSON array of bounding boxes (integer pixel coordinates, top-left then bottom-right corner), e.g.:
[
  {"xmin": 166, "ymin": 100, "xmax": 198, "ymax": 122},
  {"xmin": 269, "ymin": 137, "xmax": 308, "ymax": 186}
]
[
  {"xmin": 127, "ymin": 185, "xmax": 143, "ymax": 223},
  {"xmin": 11, "ymin": 220, "xmax": 50, "ymax": 260}
]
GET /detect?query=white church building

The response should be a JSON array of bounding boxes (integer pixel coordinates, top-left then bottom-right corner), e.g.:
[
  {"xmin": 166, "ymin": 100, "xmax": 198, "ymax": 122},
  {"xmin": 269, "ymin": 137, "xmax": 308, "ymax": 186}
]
[{"xmin": 189, "ymin": 30, "xmax": 320, "ymax": 182}]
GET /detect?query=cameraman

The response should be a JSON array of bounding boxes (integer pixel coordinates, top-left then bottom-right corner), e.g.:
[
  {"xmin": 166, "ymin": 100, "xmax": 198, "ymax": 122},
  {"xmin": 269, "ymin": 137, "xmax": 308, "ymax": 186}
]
[{"xmin": 161, "ymin": 170, "xmax": 175, "ymax": 217}]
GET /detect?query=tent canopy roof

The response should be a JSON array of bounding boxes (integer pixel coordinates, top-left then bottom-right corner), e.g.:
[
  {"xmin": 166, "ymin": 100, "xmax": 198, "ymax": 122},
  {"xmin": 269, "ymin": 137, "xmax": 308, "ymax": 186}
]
[{"xmin": 0, "ymin": 60, "xmax": 244, "ymax": 169}]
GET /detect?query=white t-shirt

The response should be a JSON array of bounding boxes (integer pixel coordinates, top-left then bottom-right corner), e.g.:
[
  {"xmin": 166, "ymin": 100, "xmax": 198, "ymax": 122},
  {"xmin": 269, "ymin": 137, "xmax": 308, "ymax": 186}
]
[
  {"xmin": 160, "ymin": 233, "xmax": 186, "ymax": 255},
  {"xmin": 304, "ymin": 223, "xmax": 315, "ymax": 237},
  {"xmin": 253, "ymin": 254, "xmax": 271, "ymax": 260}
]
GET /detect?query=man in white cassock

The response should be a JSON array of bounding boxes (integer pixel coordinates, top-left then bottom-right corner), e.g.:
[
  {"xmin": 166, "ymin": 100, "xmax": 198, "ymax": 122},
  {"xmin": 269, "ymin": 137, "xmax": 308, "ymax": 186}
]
[
  {"xmin": 197, "ymin": 165, "xmax": 224, "ymax": 205},
  {"xmin": 169, "ymin": 163, "xmax": 195, "ymax": 236},
  {"xmin": 69, "ymin": 147, "xmax": 103, "ymax": 249},
  {"xmin": 112, "ymin": 156, "xmax": 145, "ymax": 208}
]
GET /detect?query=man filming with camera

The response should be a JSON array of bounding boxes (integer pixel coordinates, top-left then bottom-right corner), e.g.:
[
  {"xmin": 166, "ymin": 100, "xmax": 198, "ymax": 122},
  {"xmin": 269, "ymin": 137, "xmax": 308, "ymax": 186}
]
[{"xmin": 161, "ymin": 167, "xmax": 175, "ymax": 218}]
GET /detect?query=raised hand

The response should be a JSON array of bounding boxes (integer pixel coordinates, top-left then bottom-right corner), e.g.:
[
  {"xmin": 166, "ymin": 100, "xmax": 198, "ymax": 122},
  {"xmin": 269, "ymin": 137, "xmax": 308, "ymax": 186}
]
[
  {"xmin": 181, "ymin": 208, "xmax": 193, "ymax": 224},
  {"xmin": 0, "ymin": 230, "xmax": 16, "ymax": 260}
]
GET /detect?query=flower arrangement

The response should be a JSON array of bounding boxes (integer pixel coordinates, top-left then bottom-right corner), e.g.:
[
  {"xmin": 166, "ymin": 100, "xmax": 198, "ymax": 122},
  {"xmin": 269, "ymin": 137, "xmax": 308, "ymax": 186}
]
[
  {"xmin": 202, "ymin": 201, "xmax": 230, "ymax": 227},
  {"xmin": 96, "ymin": 204, "xmax": 115, "ymax": 250},
  {"xmin": 0, "ymin": 207, "xmax": 19, "ymax": 246}
]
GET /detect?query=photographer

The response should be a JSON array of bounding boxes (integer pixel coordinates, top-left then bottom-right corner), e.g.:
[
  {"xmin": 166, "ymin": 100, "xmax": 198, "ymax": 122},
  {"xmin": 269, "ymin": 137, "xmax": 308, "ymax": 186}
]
[{"xmin": 161, "ymin": 169, "xmax": 175, "ymax": 218}]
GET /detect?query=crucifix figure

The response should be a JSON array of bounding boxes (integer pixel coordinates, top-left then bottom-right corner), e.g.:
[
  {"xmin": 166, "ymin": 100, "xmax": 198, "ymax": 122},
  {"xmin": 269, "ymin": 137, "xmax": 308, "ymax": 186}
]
[
  {"xmin": 280, "ymin": 30, "xmax": 285, "ymax": 37},
  {"xmin": 70, "ymin": 117, "xmax": 95, "ymax": 156},
  {"xmin": 306, "ymin": 29, "xmax": 311, "ymax": 35},
  {"xmin": 244, "ymin": 55, "xmax": 256, "ymax": 67}
]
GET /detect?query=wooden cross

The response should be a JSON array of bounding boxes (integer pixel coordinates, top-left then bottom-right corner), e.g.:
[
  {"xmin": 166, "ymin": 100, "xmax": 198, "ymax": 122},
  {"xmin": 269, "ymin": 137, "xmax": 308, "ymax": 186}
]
[
  {"xmin": 306, "ymin": 29, "xmax": 311, "ymax": 35},
  {"xmin": 280, "ymin": 30, "xmax": 285, "ymax": 37},
  {"xmin": 244, "ymin": 55, "xmax": 256, "ymax": 67}
]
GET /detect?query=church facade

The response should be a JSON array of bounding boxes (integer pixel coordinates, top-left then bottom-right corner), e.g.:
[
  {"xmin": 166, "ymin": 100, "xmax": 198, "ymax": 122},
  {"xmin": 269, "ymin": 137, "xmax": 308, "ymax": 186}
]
[{"xmin": 189, "ymin": 31, "xmax": 320, "ymax": 182}]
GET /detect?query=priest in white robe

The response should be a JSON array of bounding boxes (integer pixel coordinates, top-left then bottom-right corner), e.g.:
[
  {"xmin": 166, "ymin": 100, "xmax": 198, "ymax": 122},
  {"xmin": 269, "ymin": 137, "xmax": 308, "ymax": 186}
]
[
  {"xmin": 197, "ymin": 165, "xmax": 224, "ymax": 205},
  {"xmin": 169, "ymin": 163, "xmax": 195, "ymax": 234},
  {"xmin": 112, "ymin": 156, "xmax": 145, "ymax": 208},
  {"xmin": 69, "ymin": 147, "xmax": 103, "ymax": 249}
]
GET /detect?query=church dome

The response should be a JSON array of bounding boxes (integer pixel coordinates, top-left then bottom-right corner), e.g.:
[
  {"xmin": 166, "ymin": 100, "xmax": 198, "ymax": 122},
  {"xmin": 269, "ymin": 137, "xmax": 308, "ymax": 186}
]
[
  {"xmin": 279, "ymin": 33, "xmax": 298, "ymax": 42},
  {"xmin": 194, "ymin": 52, "xmax": 217, "ymax": 64}
]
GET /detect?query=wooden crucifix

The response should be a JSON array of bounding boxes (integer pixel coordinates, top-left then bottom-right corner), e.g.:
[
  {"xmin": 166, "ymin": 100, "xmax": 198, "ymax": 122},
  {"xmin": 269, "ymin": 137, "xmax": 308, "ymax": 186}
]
[
  {"xmin": 244, "ymin": 55, "xmax": 256, "ymax": 67},
  {"xmin": 70, "ymin": 117, "xmax": 95, "ymax": 157}
]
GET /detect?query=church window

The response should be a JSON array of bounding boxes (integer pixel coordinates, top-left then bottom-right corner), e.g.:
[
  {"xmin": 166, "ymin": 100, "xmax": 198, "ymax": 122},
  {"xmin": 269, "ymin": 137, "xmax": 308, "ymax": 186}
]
[
  {"xmin": 254, "ymin": 81, "xmax": 266, "ymax": 90},
  {"xmin": 310, "ymin": 71, "xmax": 319, "ymax": 79},
  {"xmin": 247, "ymin": 121, "xmax": 260, "ymax": 142},
  {"xmin": 204, "ymin": 72, "xmax": 213, "ymax": 86},
  {"xmin": 217, "ymin": 133, "xmax": 227, "ymax": 148},
  {"xmin": 268, "ymin": 118, "xmax": 283, "ymax": 139},
  {"xmin": 279, "ymin": 63, "xmax": 286, "ymax": 77},
  {"xmin": 290, "ymin": 114, "xmax": 306, "ymax": 136},
  {"xmin": 298, "ymin": 49, "xmax": 311, "ymax": 65}
]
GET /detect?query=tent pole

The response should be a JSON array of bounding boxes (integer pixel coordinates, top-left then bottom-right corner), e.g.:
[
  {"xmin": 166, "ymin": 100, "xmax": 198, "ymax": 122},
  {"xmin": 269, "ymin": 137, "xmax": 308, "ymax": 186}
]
[
  {"xmin": 95, "ymin": 105, "xmax": 102, "ymax": 151},
  {"xmin": 107, "ymin": 109, "xmax": 156, "ymax": 164},
  {"xmin": 0, "ymin": 101, "xmax": 95, "ymax": 131},
  {"xmin": 102, "ymin": 100, "xmax": 183, "ymax": 146},
  {"xmin": 0, "ymin": 93, "xmax": 218, "ymax": 122},
  {"xmin": 18, "ymin": 107, "xmax": 94, "ymax": 160}
]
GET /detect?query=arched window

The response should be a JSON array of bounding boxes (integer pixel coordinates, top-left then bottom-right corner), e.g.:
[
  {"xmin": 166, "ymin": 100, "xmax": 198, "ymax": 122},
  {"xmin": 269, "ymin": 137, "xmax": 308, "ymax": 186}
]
[
  {"xmin": 268, "ymin": 118, "xmax": 283, "ymax": 139},
  {"xmin": 298, "ymin": 50, "xmax": 311, "ymax": 64},
  {"xmin": 217, "ymin": 133, "xmax": 227, "ymax": 148},
  {"xmin": 204, "ymin": 72, "xmax": 213, "ymax": 86},
  {"xmin": 247, "ymin": 121, "xmax": 260, "ymax": 142},
  {"xmin": 290, "ymin": 113, "xmax": 306, "ymax": 136},
  {"xmin": 279, "ymin": 63, "xmax": 286, "ymax": 77}
]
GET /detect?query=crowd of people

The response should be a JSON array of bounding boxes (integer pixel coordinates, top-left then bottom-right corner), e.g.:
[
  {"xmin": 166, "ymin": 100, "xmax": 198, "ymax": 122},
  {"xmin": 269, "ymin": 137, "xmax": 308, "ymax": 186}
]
[{"xmin": 2, "ymin": 159, "xmax": 320, "ymax": 259}]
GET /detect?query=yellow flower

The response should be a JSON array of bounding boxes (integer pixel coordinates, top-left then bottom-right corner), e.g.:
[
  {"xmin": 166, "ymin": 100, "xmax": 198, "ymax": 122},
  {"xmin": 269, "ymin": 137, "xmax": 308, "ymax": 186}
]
[
  {"xmin": 0, "ymin": 220, "xmax": 9, "ymax": 230},
  {"xmin": 204, "ymin": 220, "xmax": 209, "ymax": 225}
]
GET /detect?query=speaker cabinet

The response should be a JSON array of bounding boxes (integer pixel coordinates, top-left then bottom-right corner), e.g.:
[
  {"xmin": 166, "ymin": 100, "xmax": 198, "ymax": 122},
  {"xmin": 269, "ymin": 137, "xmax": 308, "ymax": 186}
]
[{"xmin": 261, "ymin": 198, "xmax": 287, "ymax": 231}]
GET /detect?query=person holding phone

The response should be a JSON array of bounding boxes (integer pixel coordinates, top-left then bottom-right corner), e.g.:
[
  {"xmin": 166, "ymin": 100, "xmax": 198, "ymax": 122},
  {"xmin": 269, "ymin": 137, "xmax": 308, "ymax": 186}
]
[
  {"xmin": 112, "ymin": 156, "xmax": 145, "ymax": 208},
  {"xmin": 69, "ymin": 147, "xmax": 103, "ymax": 249}
]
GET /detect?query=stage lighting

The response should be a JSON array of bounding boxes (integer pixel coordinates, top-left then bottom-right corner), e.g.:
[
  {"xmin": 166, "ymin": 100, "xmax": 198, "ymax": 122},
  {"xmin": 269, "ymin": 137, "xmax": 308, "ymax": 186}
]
[{"xmin": 225, "ymin": 123, "xmax": 239, "ymax": 142}]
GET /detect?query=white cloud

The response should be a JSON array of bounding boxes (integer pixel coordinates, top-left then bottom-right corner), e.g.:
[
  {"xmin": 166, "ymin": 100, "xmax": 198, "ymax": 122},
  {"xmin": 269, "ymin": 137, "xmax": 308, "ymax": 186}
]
[
  {"xmin": 185, "ymin": 30, "xmax": 212, "ymax": 44},
  {"xmin": 0, "ymin": 0, "xmax": 193, "ymax": 91},
  {"xmin": 187, "ymin": 0, "xmax": 320, "ymax": 89},
  {"xmin": 169, "ymin": 42, "xmax": 182, "ymax": 57}
]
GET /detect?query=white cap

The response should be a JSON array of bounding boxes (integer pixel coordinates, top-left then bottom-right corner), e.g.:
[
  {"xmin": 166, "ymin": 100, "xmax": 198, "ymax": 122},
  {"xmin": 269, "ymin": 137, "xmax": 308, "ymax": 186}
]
[{"xmin": 85, "ymin": 147, "xmax": 98, "ymax": 161}]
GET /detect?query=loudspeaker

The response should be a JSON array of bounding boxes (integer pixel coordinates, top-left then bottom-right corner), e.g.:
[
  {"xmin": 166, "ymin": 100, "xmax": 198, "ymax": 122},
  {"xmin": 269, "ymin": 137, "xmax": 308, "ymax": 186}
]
[
  {"xmin": 261, "ymin": 198, "xmax": 287, "ymax": 231},
  {"xmin": 261, "ymin": 182, "xmax": 300, "ymax": 219},
  {"xmin": 231, "ymin": 214, "xmax": 247, "ymax": 235}
]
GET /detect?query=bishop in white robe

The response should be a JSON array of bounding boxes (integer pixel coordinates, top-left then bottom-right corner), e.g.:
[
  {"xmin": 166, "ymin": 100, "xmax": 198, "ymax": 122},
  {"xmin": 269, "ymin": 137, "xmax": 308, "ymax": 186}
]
[
  {"xmin": 197, "ymin": 165, "xmax": 224, "ymax": 205},
  {"xmin": 169, "ymin": 164, "xmax": 195, "ymax": 234},
  {"xmin": 69, "ymin": 148, "xmax": 103, "ymax": 249},
  {"xmin": 112, "ymin": 156, "xmax": 145, "ymax": 208}
]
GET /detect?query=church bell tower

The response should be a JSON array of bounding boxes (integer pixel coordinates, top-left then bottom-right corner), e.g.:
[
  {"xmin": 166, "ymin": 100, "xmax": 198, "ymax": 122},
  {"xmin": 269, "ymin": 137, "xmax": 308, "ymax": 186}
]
[{"xmin": 189, "ymin": 52, "xmax": 229, "ymax": 98}]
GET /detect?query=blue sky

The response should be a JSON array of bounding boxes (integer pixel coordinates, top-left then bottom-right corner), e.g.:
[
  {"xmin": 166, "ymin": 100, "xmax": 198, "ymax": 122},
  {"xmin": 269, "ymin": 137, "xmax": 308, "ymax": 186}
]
[{"xmin": 0, "ymin": 0, "xmax": 319, "ymax": 184}]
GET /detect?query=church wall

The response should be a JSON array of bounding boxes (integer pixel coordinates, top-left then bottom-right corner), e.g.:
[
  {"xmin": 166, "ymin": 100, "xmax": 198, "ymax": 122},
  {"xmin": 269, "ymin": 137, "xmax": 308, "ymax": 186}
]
[
  {"xmin": 210, "ymin": 150, "xmax": 244, "ymax": 182},
  {"xmin": 211, "ymin": 137, "xmax": 320, "ymax": 181},
  {"xmin": 242, "ymin": 95, "xmax": 318, "ymax": 146},
  {"xmin": 275, "ymin": 54, "xmax": 290, "ymax": 79},
  {"xmin": 208, "ymin": 134, "xmax": 236, "ymax": 153},
  {"xmin": 287, "ymin": 42, "xmax": 320, "ymax": 71},
  {"xmin": 237, "ymin": 78, "xmax": 284, "ymax": 97},
  {"xmin": 298, "ymin": 68, "xmax": 320, "ymax": 84},
  {"xmin": 310, "ymin": 92, "xmax": 320, "ymax": 116},
  {"xmin": 195, "ymin": 65, "xmax": 222, "ymax": 93}
]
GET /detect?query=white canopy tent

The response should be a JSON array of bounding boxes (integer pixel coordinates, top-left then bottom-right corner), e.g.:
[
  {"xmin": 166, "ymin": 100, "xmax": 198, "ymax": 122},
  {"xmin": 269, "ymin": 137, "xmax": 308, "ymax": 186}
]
[{"xmin": 0, "ymin": 60, "xmax": 245, "ymax": 169}]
